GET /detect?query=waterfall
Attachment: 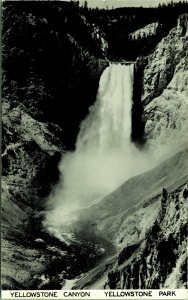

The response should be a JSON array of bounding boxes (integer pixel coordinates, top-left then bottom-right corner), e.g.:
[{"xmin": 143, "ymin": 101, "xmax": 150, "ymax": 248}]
[
  {"xmin": 77, "ymin": 64, "xmax": 134, "ymax": 152},
  {"xmin": 45, "ymin": 61, "xmax": 177, "ymax": 233},
  {"xmin": 46, "ymin": 63, "xmax": 151, "ymax": 229}
]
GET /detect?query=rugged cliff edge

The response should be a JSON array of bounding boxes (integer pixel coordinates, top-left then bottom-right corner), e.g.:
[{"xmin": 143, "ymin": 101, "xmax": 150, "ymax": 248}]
[
  {"xmin": 103, "ymin": 183, "xmax": 187, "ymax": 289},
  {"xmin": 2, "ymin": 2, "xmax": 188, "ymax": 290},
  {"xmin": 73, "ymin": 149, "xmax": 188, "ymax": 289},
  {"xmin": 2, "ymin": 2, "xmax": 108, "ymax": 289},
  {"xmin": 142, "ymin": 14, "xmax": 188, "ymax": 145},
  {"xmin": 69, "ymin": 14, "xmax": 188, "ymax": 290}
]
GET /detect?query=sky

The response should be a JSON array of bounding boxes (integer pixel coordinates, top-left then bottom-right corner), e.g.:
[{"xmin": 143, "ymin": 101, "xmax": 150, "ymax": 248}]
[{"xmin": 65, "ymin": 0, "xmax": 187, "ymax": 8}]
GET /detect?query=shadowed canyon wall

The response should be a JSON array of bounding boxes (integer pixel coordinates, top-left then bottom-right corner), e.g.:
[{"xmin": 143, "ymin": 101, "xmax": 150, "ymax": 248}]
[{"xmin": 2, "ymin": 1, "xmax": 188, "ymax": 289}]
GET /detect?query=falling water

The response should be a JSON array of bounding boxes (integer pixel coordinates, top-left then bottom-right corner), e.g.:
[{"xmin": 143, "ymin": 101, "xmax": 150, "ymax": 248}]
[
  {"xmin": 77, "ymin": 63, "xmax": 134, "ymax": 152},
  {"xmin": 45, "ymin": 63, "xmax": 147, "ymax": 230}
]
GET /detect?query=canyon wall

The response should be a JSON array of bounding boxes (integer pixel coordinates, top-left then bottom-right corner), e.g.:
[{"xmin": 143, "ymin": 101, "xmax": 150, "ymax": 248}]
[
  {"xmin": 2, "ymin": 2, "xmax": 108, "ymax": 289},
  {"xmin": 2, "ymin": 2, "xmax": 188, "ymax": 289}
]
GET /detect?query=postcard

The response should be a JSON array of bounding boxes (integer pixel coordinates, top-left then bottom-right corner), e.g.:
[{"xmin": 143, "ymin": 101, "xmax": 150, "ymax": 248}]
[{"xmin": 1, "ymin": 0, "xmax": 188, "ymax": 299}]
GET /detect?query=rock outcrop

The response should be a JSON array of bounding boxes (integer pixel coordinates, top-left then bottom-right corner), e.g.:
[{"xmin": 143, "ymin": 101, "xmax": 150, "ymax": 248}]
[
  {"xmin": 71, "ymin": 149, "xmax": 188, "ymax": 290},
  {"xmin": 142, "ymin": 14, "xmax": 188, "ymax": 145},
  {"xmin": 2, "ymin": 2, "xmax": 188, "ymax": 291},
  {"xmin": 129, "ymin": 22, "xmax": 159, "ymax": 40},
  {"xmin": 2, "ymin": 98, "xmax": 65, "ymax": 289},
  {"xmin": 106, "ymin": 184, "xmax": 187, "ymax": 289},
  {"xmin": 2, "ymin": 1, "xmax": 108, "ymax": 289}
]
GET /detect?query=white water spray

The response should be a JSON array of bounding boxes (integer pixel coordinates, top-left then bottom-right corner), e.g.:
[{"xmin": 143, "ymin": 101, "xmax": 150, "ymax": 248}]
[{"xmin": 45, "ymin": 63, "xmax": 173, "ymax": 231}]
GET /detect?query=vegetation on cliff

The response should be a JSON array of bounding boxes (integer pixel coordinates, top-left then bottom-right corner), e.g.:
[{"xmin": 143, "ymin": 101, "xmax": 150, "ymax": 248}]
[{"xmin": 2, "ymin": 0, "xmax": 188, "ymax": 290}]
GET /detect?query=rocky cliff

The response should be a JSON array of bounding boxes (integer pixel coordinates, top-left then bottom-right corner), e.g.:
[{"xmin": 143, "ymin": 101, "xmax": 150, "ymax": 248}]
[
  {"xmin": 142, "ymin": 14, "xmax": 188, "ymax": 146},
  {"xmin": 2, "ymin": 100, "xmax": 64, "ymax": 288},
  {"xmin": 73, "ymin": 149, "xmax": 188, "ymax": 289},
  {"xmin": 2, "ymin": 1, "xmax": 188, "ymax": 291},
  {"xmin": 105, "ymin": 15, "xmax": 188, "ymax": 290},
  {"xmin": 2, "ymin": 1, "xmax": 108, "ymax": 289},
  {"xmin": 105, "ymin": 183, "xmax": 187, "ymax": 289},
  {"xmin": 71, "ymin": 14, "xmax": 188, "ymax": 290}
]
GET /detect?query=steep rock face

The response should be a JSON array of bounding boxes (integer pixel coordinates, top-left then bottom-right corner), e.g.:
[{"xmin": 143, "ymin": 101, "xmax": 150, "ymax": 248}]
[
  {"xmin": 142, "ymin": 14, "xmax": 188, "ymax": 104},
  {"xmin": 72, "ymin": 149, "xmax": 188, "ymax": 290},
  {"xmin": 75, "ymin": 148, "xmax": 188, "ymax": 254},
  {"xmin": 79, "ymin": 14, "xmax": 108, "ymax": 56},
  {"xmin": 129, "ymin": 22, "xmax": 158, "ymax": 39},
  {"xmin": 2, "ymin": 2, "xmax": 108, "ymax": 289},
  {"xmin": 2, "ymin": 2, "xmax": 108, "ymax": 149},
  {"xmin": 2, "ymin": 98, "xmax": 64, "ymax": 289},
  {"xmin": 144, "ymin": 65, "xmax": 188, "ymax": 144},
  {"xmin": 2, "ymin": 2, "xmax": 188, "ymax": 290},
  {"xmin": 107, "ymin": 184, "xmax": 188, "ymax": 289},
  {"xmin": 142, "ymin": 14, "xmax": 188, "ymax": 143}
]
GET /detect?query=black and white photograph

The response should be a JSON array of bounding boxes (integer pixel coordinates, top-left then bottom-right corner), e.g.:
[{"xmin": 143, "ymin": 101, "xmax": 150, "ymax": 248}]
[{"xmin": 1, "ymin": 0, "xmax": 188, "ymax": 297}]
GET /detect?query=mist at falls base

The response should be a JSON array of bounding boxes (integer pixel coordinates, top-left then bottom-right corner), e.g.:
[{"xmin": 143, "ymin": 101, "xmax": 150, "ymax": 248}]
[{"xmin": 44, "ymin": 63, "xmax": 183, "ymax": 240}]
